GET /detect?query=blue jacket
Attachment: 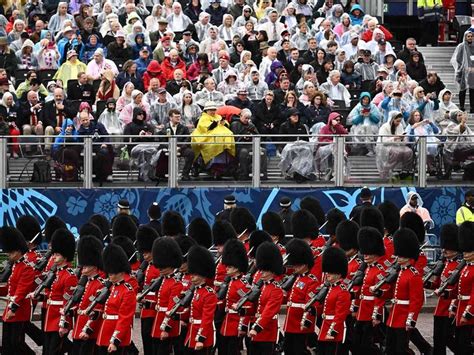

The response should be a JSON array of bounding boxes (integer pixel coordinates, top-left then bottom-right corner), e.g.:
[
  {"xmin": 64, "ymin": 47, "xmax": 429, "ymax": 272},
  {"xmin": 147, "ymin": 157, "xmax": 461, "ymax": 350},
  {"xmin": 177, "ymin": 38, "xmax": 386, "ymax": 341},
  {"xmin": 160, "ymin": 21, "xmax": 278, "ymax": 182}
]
[{"xmin": 53, "ymin": 118, "xmax": 77, "ymax": 153}]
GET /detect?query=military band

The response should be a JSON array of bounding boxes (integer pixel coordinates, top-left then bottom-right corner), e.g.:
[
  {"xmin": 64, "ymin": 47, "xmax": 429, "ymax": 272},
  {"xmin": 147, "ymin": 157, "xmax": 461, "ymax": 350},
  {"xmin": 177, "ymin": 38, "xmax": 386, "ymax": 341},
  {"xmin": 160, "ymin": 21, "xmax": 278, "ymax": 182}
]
[{"xmin": 0, "ymin": 202, "xmax": 473, "ymax": 355}]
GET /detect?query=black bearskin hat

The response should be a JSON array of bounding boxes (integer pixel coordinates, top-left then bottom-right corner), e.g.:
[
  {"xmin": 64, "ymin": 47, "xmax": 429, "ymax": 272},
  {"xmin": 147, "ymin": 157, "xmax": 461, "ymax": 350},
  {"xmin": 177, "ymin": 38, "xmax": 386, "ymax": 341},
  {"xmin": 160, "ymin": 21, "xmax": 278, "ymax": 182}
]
[
  {"xmin": 136, "ymin": 225, "xmax": 160, "ymax": 253},
  {"xmin": 248, "ymin": 230, "xmax": 272, "ymax": 258},
  {"xmin": 103, "ymin": 244, "xmax": 131, "ymax": 274},
  {"xmin": 175, "ymin": 235, "xmax": 197, "ymax": 261},
  {"xmin": 440, "ymin": 224, "xmax": 459, "ymax": 252},
  {"xmin": 112, "ymin": 215, "xmax": 137, "ymax": 241},
  {"xmin": 152, "ymin": 237, "xmax": 183, "ymax": 269},
  {"xmin": 79, "ymin": 222, "xmax": 103, "ymax": 241},
  {"xmin": 393, "ymin": 228, "xmax": 420, "ymax": 260},
  {"xmin": 77, "ymin": 235, "xmax": 103, "ymax": 269},
  {"xmin": 325, "ymin": 208, "xmax": 347, "ymax": 236},
  {"xmin": 300, "ymin": 196, "xmax": 325, "ymax": 226},
  {"xmin": 336, "ymin": 220, "xmax": 359, "ymax": 252},
  {"xmin": 358, "ymin": 227, "xmax": 385, "ymax": 256},
  {"xmin": 212, "ymin": 220, "xmax": 237, "ymax": 246},
  {"xmin": 322, "ymin": 246, "xmax": 348, "ymax": 277},
  {"xmin": 262, "ymin": 211, "xmax": 285, "ymax": 241},
  {"xmin": 16, "ymin": 215, "xmax": 42, "ymax": 244},
  {"xmin": 255, "ymin": 241, "xmax": 284, "ymax": 275},
  {"xmin": 0, "ymin": 226, "xmax": 28, "ymax": 253},
  {"xmin": 459, "ymin": 221, "xmax": 474, "ymax": 253},
  {"xmin": 51, "ymin": 228, "xmax": 76, "ymax": 261},
  {"xmin": 400, "ymin": 212, "xmax": 425, "ymax": 244},
  {"xmin": 162, "ymin": 211, "xmax": 186, "ymax": 237},
  {"xmin": 89, "ymin": 214, "xmax": 111, "ymax": 238},
  {"xmin": 285, "ymin": 238, "xmax": 314, "ymax": 268},
  {"xmin": 230, "ymin": 207, "xmax": 257, "ymax": 235},
  {"xmin": 44, "ymin": 216, "xmax": 67, "ymax": 243},
  {"xmin": 222, "ymin": 239, "xmax": 248, "ymax": 273},
  {"xmin": 292, "ymin": 209, "xmax": 319, "ymax": 240},
  {"xmin": 360, "ymin": 207, "xmax": 385, "ymax": 236},
  {"xmin": 111, "ymin": 236, "xmax": 137, "ymax": 264},
  {"xmin": 377, "ymin": 201, "xmax": 400, "ymax": 235},
  {"xmin": 188, "ymin": 217, "xmax": 213, "ymax": 249},
  {"xmin": 188, "ymin": 245, "xmax": 216, "ymax": 279}
]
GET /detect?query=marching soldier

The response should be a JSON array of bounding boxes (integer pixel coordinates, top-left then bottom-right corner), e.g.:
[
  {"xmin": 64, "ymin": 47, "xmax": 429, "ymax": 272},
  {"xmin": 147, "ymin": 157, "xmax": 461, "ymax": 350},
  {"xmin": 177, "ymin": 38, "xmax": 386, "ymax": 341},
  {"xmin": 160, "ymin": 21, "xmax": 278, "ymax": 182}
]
[
  {"xmin": 262, "ymin": 211, "xmax": 287, "ymax": 252},
  {"xmin": 325, "ymin": 208, "xmax": 347, "ymax": 246},
  {"xmin": 89, "ymin": 214, "xmax": 112, "ymax": 241},
  {"xmin": 453, "ymin": 221, "xmax": 474, "ymax": 355},
  {"xmin": 188, "ymin": 217, "xmax": 213, "ymax": 249},
  {"xmin": 219, "ymin": 239, "xmax": 250, "ymax": 355},
  {"xmin": 161, "ymin": 211, "xmax": 186, "ymax": 238},
  {"xmin": 385, "ymin": 228, "xmax": 424, "ymax": 355},
  {"xmin": 96, "ymin": 244, "xmax": 137, "ymax": 354},
  {"xmin": 424, "ymin": 224, "xmax": 459, "ymax": 354},
  {"xmin": 248, "ymin": 230, "xmax": 274, "ymax": 284},
  {"xmin": 150, "ymin": 237, "xmax": 183, "ymax": 354},
  {"xmin": 377, "ymin": 201, "xmax": 400, "ymax": 261},
  {"xmin": 135, "ymin": 226, "xmax": 160, "ymax": 355},
  {"xmin": 353, "ymin": 227, "xmax": 389, "ymax": 354},
  {"xmin": 79, "ymin": 222, "xmax": 104, "ymax": 241},
  {"xmin": 112, "ymin": 235, "xmax": 141, "ymax": 273},
  {"xmin": 16, "ymin": 215, "xmax": 43, "ymax": 264},
  {"xmin": 185, "ymin": 245, "xmax": 218, "ymax": 354},
  {"xmin": 278, "ymin": 196, "xmax": 293, "ymax": 235},
  {"xmin": 230, "ymin": 207, "xmax": 257, "ymax": 251},
  {"xmin": 111, "ymin": 214, "xmax": 138, "ymax": 240},
  {"xmin": 247, "ymin": 241, "xmax": 284, "ymax": 354},
  {"xmin": 283, "ymin": 238, "xmax": 319, "ymax": 354},
  {"xmin": 71, "ymin": 236, "xmax": 105, "ymax": 354},
  {"xmin": 212, "ymin": 220, "xmax": 237, "ymax": 289},
  {"xmin": 216, "ymin": 195, "xmax": 237, "ymax": 223},
  {"xmin": 0, "ymin": 227, "xmax": 36, "ymax": 354},
  {"xmin": 300, "ymin": 196, "xmax": 326, "ymax": 227},
  {"xmin": 43, "ymin": 228, "xmax": 78, "ymax": 354}
]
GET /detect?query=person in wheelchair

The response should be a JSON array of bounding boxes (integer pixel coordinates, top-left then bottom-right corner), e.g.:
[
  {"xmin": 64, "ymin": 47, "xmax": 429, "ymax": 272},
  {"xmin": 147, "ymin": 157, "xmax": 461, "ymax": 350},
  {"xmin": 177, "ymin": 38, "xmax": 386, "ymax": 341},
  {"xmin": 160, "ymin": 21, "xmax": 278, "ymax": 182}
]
[
  {"xmin": 405, "ymin": 109, "xmax": 441, "ymax": 175},
  {"xmin": 376, "ymin": 111, "xmax": 414, "ymax": 180}
]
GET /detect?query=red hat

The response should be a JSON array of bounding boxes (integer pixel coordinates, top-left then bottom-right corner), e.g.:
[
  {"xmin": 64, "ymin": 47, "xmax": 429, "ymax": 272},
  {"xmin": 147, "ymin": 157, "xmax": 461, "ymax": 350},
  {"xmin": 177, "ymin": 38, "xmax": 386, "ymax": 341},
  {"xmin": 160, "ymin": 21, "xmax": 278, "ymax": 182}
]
[
  {"xmin": 219, "ymin": 52, "xmax": 230, "ymax": 61},
  {"xmin": 161, "ymin": 35, "xmax": 171, "ymax": 42}
]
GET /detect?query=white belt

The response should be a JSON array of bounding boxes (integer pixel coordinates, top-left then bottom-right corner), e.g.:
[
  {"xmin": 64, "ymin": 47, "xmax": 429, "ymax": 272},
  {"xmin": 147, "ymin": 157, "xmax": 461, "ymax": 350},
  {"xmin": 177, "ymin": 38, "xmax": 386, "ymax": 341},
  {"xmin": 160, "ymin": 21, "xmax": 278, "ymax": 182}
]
[
  {"xmin": 225, "ymin": 308, "xmax": 238, "ymax": 314},
  {"xmin": 458, "ymin": 295, "xmax": 471, "ymax": 301},
  {"xmin": 190, "ymin": 319, "xmax": 202, "ymax": 324},
  {"xmin": 157, "ymin": 307, "xmax": 168, "ymax": 312},
  {"xmin": 323, "ymin": 315, "xmax": 335, "ymax": 320},
  {"xmin": 361, "ymin": 296, "xmax": 375, "ymax": 301},
  {"xmin": 256, "ymin": 314, "xmax": 278, "ymax": 320},
  {"xmin": 393, "ymin": 299, "xmax": 410, "ymax": 305},
  {"xmin": 47, "ymin": 300, "xmax": 63, "ymax": 306},
  {"xmin": 103, "ymin": 314, "xmax": 119, "ymax": 320},
  {"xmin": 77, "ymin": 309, "xmax": 86, "ymax": 315},
  {"xmin": 147, "ymin": 292, "xmax": 156, "ymax": 296},
  {"xmin": 287, "ymin": 302, "xmax": 305, "ymax": 309}
]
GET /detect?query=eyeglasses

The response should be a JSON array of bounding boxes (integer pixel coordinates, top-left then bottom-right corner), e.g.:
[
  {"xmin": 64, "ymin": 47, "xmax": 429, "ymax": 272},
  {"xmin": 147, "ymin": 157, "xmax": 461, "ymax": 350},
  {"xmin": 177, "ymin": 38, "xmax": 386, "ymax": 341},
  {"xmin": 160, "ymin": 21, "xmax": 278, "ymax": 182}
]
[{"xmin": 244, "ymin": 9, "xmax": 251, "ymax": 12}]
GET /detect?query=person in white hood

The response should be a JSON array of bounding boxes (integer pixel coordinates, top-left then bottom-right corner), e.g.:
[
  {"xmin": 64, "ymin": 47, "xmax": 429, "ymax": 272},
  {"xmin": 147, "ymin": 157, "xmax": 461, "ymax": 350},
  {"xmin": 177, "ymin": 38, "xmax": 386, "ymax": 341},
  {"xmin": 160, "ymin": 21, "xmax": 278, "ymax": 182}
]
[
  {"xmin": 436, "ymin": 89, "xmax": 459, "ymax": 131},
  {"xmin": 400, "ymin": 191, "xmax": 434, "ymax": 229}
]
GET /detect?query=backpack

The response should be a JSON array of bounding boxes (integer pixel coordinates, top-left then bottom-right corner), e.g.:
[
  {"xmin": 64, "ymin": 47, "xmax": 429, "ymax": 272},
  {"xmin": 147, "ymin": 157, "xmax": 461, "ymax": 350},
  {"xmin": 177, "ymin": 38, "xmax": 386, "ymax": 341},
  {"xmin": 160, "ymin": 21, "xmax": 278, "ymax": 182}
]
[{"xmin": 31, "ymin": 161, "xmax": 52, "ymax": 183}]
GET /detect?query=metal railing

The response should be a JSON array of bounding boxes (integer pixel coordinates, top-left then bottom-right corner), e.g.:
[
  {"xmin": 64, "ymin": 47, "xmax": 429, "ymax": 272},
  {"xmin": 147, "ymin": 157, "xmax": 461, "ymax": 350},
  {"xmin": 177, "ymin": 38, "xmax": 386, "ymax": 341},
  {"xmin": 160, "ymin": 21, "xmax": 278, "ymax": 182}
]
[{"xmin": 1, "ymin": 133, "xmax": 474, "ymax": 188}]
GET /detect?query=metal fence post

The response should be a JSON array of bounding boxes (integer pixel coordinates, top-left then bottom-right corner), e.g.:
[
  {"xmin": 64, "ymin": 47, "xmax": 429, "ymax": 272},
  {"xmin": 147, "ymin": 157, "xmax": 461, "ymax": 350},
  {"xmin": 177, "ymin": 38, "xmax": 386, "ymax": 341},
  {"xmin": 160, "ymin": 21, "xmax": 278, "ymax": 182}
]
[
  {"xmin": 334, "ymin": 136, "xmax": 345, "ymax": 187},
  {"xmin": 252, "ymin": 137, "xmax": 261, "ymax": 188},
  {"xmin": 168, "ymin": 138, "xmax": 178, "ymax": 188},
  {"xmin": 83, "ymin": 137, "xmax": 93, "ymax": 189},
  {"xmin": 0, "ymin": 137, "xmax": 7, "ymax": 188},
  {"xmin": 418, "ymin": 137, "xmax": 427, "ymax": 188}
]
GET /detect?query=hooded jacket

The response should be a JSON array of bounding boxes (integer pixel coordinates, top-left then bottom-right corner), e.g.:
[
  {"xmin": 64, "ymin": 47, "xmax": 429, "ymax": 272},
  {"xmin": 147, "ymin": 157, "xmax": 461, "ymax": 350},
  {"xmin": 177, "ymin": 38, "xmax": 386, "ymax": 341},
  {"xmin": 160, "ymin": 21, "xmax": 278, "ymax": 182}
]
[
  {"xmin": 452, "ymin": 28, "xmax": 474, "ymax": 91},
  {"xmin": 53, "ymin": 118, "xmax": 77, "ymax": 153},
  {"xmin": 349, "ymin": 4, "xmax": 364, "ymax": 26},
  {"xmin": 161, "ymin": 56, "xmax": 187, "ymax": 81},
  {"xmin": 400, "ymin": 191, "xmax": 434, "ymax": 228},
  {"xmin": 348, "ymin": 92, "xmax": 381, "ymax": 126},
  {"xmin": 319, "ymin": 112, "xmax": 348, "ymax": 144},
  {"xmin": 142, "ymin": 60, "xmax": 166, "ymax": 91}
]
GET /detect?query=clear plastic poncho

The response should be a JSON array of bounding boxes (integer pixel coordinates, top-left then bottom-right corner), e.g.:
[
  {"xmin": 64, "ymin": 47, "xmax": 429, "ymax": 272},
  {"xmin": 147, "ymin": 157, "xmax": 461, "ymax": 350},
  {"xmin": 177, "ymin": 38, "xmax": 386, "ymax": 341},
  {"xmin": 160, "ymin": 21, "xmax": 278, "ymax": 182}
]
[{"xmin": 451, "ymin": 29, "xmax": 474, "ymax": 91}]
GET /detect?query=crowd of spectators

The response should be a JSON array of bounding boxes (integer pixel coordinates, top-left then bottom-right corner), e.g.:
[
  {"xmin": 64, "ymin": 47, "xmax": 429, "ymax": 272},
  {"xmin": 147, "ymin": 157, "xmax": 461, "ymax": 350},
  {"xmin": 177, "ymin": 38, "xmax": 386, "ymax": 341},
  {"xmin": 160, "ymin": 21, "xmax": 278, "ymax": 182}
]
[{"xmin": 0, "ymin": 0, "xmax": 473, "ymax": 183}]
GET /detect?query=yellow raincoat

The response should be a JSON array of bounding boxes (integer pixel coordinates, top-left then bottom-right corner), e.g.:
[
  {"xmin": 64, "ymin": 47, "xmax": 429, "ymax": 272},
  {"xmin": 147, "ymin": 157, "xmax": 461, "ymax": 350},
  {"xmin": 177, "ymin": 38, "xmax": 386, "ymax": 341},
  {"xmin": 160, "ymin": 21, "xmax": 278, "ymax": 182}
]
[{"xmin": 191, "ymin": 112, "xmax": 236, "ymax": 164}]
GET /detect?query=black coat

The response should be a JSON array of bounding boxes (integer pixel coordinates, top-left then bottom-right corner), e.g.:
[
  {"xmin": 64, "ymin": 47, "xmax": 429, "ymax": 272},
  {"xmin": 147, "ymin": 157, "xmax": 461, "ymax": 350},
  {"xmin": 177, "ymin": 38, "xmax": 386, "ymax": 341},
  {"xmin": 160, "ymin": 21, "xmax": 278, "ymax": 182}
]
[
  {"xmin": 40, "ymin": 100, "xmax": 76, "ymax": 128},
  {"xmin": 253, "ymin": 100, "xmax": 282, "ymax": 134},
  {"xmin": 67, "ymin": 82, "xmax": 95, "ymax": 103},
  {"xmin": 419, "ymin": 78, "xmax": 446, "ymax": 97},
  {"xmin": 278, "ymin": 119, "xmax": 308, "ymax": 142}
]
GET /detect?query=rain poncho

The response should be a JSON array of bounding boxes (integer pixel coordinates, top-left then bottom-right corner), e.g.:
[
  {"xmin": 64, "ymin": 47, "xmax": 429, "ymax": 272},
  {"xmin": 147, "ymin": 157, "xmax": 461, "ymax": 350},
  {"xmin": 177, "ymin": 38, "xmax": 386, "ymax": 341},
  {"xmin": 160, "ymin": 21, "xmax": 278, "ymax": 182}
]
[
  {"xmin": 436, "ymin": 89, "xmax": 459, "ymax": 130},
  {"xmin": 409, "ymin": 86, "xmax": 439, "ymax": 122},
  {"xmin": 451, "ymin": 28, "xmax": 474, "ymax": 91},
  {"xmin": 98, "ymin": 108, "xmax": 123, "ymax": 135},
  {"xmin": 191, "ymin": 112, "xmax": 236, "ymax": 164},
  {"xmin": 348, "ymin": 92, "xmax": 381, "ymax": 154},
  {"xmin": 404, "ymin": 116, "xmax": 440, "ymax": 158},
  {"xmin": 400, "ymin": 191, "xmax": 435, "ymax": 228},
  {"xmin": 279, "ymin": 140, "xmax": 316, "ymax": 179},
  {"xmin": 380, "ymin": 95, "xmax": 411, "ymax": 124}
]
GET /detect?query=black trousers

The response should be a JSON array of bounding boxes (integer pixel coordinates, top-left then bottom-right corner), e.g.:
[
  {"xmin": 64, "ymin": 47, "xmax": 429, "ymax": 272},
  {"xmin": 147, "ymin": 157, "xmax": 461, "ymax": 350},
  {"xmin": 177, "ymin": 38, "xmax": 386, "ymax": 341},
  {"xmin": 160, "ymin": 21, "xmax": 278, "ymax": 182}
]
[
  {"xmin": 1, "ymin": 321, "xmax": 35, "ymax": 355},
  {"xmin": 433, "ymin": 316, "xmax": 455, "ymax": 355},
  {"xmin": 455, "ymin": 324, "xmax": 473, "ymax": 355},
  {"xmin": 96, "ymin": 346, "xmax": 126, "ymax": 355},
  {"xmin": 420, "ymin": 20, "xmax": 439, "ymax": 46},
  {"xmin": 409, "ymin": 326, "xmax": 432, "ymax": 353},
  {"xmin": 152, "ymin": 337, "xmax": 176, "ymax": 355},
  {"xmin": 318, "ymin": 341, "xmax": 345, "ymax": 355},
  {"xmin": 385, "ymin": 327, "xmax": 409, "ymax": 355},
  {"xmin": 72, "ymin": 338, "xmax": 97, "ymax": 355},
  {"xmin": 218, "ymin": 335, "xmax": 241, "ymax": 355},
  {"xmin": 180, "ymin": 147, "xmax": 194, "ymax": 176},
  {"xmin": 458, "ymin": 88, "xmax": 474, "ymax": 112},
  {"xmin": 353, "ymin": 320, "xmax": 381, "ymax": 355},
  {"xmin": 183, "ymin": 347, "xmax": 212, "ymax": 354},
  {"xmin": 141, "ymin": 318, "xmax": 154, "ymax": 355},
  {"xmin": 174, "ymin": 325, "xmax": 187, "ymax": 355},
  {"xmin": 283, "ymin": 332, "xmax": 309, "ymax": 355},
  {"xmin": 248, "ymin": 341, "xmax": 275, "ymax": 355},
  {"xmin": 43, "ymin": 331, "xmax": 72, "ymax": 355}
]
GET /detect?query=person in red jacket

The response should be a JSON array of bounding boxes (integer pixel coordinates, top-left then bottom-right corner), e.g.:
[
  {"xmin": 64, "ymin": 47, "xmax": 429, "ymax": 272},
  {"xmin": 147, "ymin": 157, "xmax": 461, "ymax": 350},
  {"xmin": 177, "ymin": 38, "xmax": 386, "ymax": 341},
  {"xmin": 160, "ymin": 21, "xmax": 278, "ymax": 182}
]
[
  {"xmin": 377, "ymin": 201, "xmax": 400, "ymax": 262},
  {"xmin": 283, "ymin": 238, "xmax": 319, "ymax": 354},
  {"xmin": 43, "ymin": 228, "xmax": 78, "ymax": 354},
  {"xmin": 452, "ymin": 222, "xmax": 474, "ymax": 354},
  {"xmin": 386, "ymin": 228, "xmax": 424, "ymax": 355},
  {"xmin": 96, "ymin": 244, "xmax": 137, "ymax": 354},
  {"xmin": 185, "ymin": 245, "xmax": 218, "ymax": 353},
  {"xmin": 218, "ymin": 239, "xmax": 250, "ymax": 355},
  {"xmin": 318, "ymin": 246, "xmax": 351, "ymax": 354},
  {"xmin": 247, "ymin": 241, "xmax": 284, "ymax": 354},
  {"xmin": 150, "ymin": 236, "xmax": 183, "ymax": 354},
  {"xmin": 161, "ymin": 49, "xmax": 187, "ymax": 81},
  {"xmin": 71, "ymin": 236, "xmax": 105, "ymax": 354},
  {"xmin": 0, "ymin": 227, "xmax": 36, "ymax": 354},
  {"xmin": 142, "ymin": 60, "xmax": 166, "ymax": 91},
  {"xmin": 424, "ymin": 224, "xmax": 459, "ymax": 354},
  {"xmin": 135, "ymin": 226, "xmax": 160, "ymax": 355}
]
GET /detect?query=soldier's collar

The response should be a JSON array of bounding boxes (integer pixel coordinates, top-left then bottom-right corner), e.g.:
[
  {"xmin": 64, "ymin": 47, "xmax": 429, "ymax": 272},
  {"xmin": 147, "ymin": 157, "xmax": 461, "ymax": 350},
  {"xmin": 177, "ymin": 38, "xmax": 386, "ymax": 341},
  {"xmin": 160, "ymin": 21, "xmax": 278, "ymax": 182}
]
[
  {"xmin": 15, "ymin": 256, "xmax": 25, "ymax": 263},
  {"xmin": 113, "ymin": 279, "xmax": 125, "ymax": 286},
  {"xmin": 88, "ymin": 274, "xmax": 100, "ymax": 281}
]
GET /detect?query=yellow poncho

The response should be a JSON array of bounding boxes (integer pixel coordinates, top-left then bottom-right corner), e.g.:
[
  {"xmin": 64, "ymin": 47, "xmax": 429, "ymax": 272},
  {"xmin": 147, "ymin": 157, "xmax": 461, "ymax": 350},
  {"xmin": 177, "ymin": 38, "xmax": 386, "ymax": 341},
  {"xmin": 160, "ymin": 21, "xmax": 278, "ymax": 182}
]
[{"xmin": 191, "ymin": 112, "xmax": 236, "ymax": 164}]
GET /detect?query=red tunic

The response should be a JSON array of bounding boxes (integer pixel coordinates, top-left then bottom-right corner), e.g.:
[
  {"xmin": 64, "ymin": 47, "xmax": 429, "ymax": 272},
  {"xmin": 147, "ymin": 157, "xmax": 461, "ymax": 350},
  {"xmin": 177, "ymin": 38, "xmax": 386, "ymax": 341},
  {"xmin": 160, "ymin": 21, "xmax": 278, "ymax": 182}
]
[
  {"xmin": 72, "ymin": 274, "xmax": 106, "ymax": 340},
  {"xmin": 44, "ymin": 265, "xmax": 77, "ymax": 332},
  {"xmin": 41, "ymin": 256, "xmax": 55, "ymax": 310},
  {"xmin": 139, "ymin": 263, "xmax": 161, "ymax": 319},
  {"xmin": 220, "ymin": 276, "xmax": 251, "ymax": 336},
  {"xmin": 346, "ymin": 255, "xmax": 363, "ymax": 299},
  {"xmin": 283, "ymin": 273, "xmax": 319, "ymax": 334},
  {"xmin": 214, "ymin": 261, "xmax": 227, "ymax": 291},
  {"xmin": 310, "ymin": 246, "xmax": 323, "ymax": 283},
  {"xmin": 454, "ymin": 262, "xmax": 474, "ymax": 327},
  {"xmin": 250, "ymin": 280, "xmax": 284, "ymax": 343},
  {"xmin": 96, "ymin": 279, "xmax": 137, "ymax": 347},
  {"xmin": 185, "ymin": 285, "xmax": 217, "ymax": 349},
  {"xmin": 414, "ymin": 252, "xmax": 428, "ymax": 275},
  {"xmin": 386, "ymin": 265, "xmax": 424, "ymax": 328},
  {"xmin": 426, "ymin": 259, "xmax": 460, "ymax": 317},
  {"xmin": 383, "ymin": 236, "xmax": 395, "ymax": 261},
  {"xmin": 318, "ymin": 281, "xmax": 351, "ymax": 342},
  {"xmin": 2, "ymin": 257, "xmax": 35, "ymax": 322}
]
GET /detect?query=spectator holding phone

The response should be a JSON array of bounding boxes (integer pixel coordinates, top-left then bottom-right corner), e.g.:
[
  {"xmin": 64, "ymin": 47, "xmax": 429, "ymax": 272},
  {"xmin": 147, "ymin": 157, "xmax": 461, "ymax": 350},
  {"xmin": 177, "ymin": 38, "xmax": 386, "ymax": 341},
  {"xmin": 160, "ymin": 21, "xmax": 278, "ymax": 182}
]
[
  {"xmin": 380, "ymin": 87, "xmax": 410, "ymax": 124},
  {"xmin": 410, "ymin": 86, "xmax": 439, "ymax": 122}
]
